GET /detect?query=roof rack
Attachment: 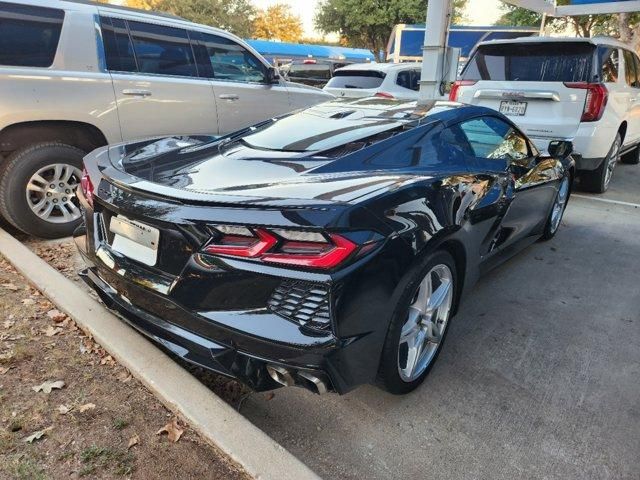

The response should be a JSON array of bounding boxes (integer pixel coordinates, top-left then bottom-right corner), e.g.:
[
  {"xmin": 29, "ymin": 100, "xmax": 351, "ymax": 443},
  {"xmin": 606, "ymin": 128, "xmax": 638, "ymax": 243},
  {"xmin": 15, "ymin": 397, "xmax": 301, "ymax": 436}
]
[{"xmin": 64, "ymin": 0, "xmax": 185, "ymax": 21}]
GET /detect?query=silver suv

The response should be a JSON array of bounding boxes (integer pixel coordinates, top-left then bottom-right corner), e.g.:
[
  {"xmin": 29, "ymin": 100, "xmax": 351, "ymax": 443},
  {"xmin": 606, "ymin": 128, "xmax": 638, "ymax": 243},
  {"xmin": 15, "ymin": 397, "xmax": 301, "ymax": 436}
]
[{"xmin": 0, "ymin": 0, "xmax": 332, "ymax": 238}]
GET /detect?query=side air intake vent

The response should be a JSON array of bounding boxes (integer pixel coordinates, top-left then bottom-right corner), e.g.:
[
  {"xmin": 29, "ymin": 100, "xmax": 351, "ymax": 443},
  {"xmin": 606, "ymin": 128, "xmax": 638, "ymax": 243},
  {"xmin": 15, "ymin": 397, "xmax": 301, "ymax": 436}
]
[{"xmin": 268, "ymin": 280, "xmax": 331, "ymax": 330}]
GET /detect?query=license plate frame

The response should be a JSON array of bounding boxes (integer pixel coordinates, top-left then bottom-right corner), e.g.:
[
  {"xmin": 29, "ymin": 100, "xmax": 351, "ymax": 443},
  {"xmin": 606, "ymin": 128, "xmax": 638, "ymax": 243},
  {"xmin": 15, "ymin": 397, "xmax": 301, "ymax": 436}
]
[
  {"xmin": 109, "ymin": 216, "xmax": 159, "ymax": 266},
  {"xmin": 499, "ymin": 100, "xmax": 528, "ymax": 116}
]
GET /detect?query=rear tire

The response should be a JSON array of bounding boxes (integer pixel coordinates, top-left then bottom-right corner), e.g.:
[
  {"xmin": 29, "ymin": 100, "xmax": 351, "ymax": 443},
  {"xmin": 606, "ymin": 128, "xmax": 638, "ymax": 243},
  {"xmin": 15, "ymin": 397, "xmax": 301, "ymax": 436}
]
[
  {"xmin": 580, "ymin": 133, "xmax": 621, "ymax": 193},
  {"xmin": 540, "ymin": 173, "xmax": 570, "ymax": 241},
  {"xmin": 378, "ymin": 250, "xmax": 457, "ymax": 395},
  {"xmin": 0, "ymin": 143, "xmax": 85, "ymax": 239},
  {"xmin": 621, "ymin": 145, "xmax": 640, "ymax": 165}
]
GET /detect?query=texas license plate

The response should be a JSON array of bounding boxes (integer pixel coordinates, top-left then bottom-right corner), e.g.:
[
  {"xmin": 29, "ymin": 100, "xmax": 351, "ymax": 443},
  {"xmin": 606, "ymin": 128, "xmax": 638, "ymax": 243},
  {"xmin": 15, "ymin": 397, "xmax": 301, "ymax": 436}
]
[
  {"xmin": 109, "ymin": 216, "xmax": 159, "ymax": 266},
  {"xmin": 499, "ymin": 100, "xmax": 527, "ymax": 116}
]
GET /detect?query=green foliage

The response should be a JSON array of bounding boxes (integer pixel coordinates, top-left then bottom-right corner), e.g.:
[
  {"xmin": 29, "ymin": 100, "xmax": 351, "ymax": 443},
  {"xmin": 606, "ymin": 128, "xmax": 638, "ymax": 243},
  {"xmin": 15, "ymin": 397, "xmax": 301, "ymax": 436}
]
[
  {"xmin": 495, "ymin": 5, "xmax": 542, "ymax": 27},
  {"xmin": 315, "ymin": 0, "xmax": 468, "ymax": 61}
]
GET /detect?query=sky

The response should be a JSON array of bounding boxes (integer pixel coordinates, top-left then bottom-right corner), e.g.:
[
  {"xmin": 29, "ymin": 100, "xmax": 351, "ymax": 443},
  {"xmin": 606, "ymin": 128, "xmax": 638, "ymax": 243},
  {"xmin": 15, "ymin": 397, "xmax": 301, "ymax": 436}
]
[{"xmin": 250, "ymin": 0, "xmax": 505, "ymax": 39}]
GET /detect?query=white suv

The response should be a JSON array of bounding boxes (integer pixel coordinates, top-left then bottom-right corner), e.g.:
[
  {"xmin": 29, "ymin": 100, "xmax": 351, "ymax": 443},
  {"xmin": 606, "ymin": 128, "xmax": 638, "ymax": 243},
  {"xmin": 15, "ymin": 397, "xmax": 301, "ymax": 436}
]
[
  {"xmin": 450, "ymin": 37, "xmax": 640, "ymax": 193},
  {"xmin": 0, "ymin": 0, "xmax": 332, "ymax": 238}
]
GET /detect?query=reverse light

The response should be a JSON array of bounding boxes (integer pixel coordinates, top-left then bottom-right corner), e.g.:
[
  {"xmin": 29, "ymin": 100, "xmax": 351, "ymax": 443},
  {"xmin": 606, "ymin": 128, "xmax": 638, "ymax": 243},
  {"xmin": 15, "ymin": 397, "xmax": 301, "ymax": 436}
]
[
  {"xmin": 564, "ymin": 82, "xmax": 608, "ymax": 122},
  {"xmin": 374, "ymin": 92, "xmax": 395, "ymax": 99},
  {"xmin": 80, "ymin": 167, "xmax": 94, "ymax": 207},
  {"xmin": 202, "ymin": 227, "xmax": 358, "ymax": 270},
  {"xmin": 448, "ymin": 80, "xmax": 476, "ymax": 102}
]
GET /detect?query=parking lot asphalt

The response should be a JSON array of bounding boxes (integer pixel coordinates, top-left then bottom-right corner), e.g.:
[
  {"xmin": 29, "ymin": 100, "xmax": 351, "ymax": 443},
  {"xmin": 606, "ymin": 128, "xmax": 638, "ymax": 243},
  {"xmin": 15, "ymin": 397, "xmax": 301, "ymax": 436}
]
[{"xmin": 241, "ymin": 163, "xmax": 640, "ymax": 480}]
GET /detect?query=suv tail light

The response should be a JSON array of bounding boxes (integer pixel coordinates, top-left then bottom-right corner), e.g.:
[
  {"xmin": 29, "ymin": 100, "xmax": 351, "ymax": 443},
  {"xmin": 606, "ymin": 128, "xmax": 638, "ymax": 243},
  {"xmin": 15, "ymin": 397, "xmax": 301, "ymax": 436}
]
[
  {"xmin": 564, "ymin": 82, "xmax": 608, "ymax": 122},
  {"xmin": 374, "ymin": 92, "xmax": 395, "ymax": 99},
  {"xmin": 202, "ymin": 226, "xmax": 358, "ymax": 270},
  {"xmin": 80, "ymin": 167, "xmax": 94, "ymax": 207},
  {"xmin": 449, "ymin": 80, "xmax": 476, "ymax": 102}
]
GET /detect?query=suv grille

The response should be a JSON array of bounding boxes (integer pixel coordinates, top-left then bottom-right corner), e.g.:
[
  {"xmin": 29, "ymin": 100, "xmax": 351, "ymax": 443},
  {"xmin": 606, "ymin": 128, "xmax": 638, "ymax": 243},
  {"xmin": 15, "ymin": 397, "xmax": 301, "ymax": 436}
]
[{"xmin": 268, "ymin": 280, "xmax": 331, "ymax": 330}]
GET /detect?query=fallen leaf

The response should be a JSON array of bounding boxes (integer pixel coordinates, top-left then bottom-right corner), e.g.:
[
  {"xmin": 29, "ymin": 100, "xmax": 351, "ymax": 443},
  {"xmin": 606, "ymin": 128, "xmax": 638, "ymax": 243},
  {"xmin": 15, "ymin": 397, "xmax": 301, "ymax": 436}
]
[
  {"xmin": 100, "ymin": 355, "xmax": 116, "ymax": 366},
  {"xmin": 2, "ymin": 283, "xmax": 19, "ymax": 291},
  {"xmin": 57, "ymin": 405, "xmax": 71, "ymax": 415},
  {"xmin": 79, "ymin": 403, "xmax": 95, "ymax": 413},
  {"xmin": 116, "ymin": 370, "xmax": 132, "ymax": 383},
  {"xmin": 128, "ymin": 434, "xmax": 140, "ymax": 449},
  {"xmin": 32, "ymin": 380, "xmax": 65, "ymax": 394},
  {"xmin": 0, "ymin": 366, "xmax": 11, "ymax": 375},
  {"xmin": 46, "ymin": 309, "xmax": 66, "ymax": 323},
  {"xmin": 21, "ymin": 298, "xmax": 35, "ymax": 306},
  {"xmin": 156, "ymin": 418, "xmax": 183, "ymax": 443},
  {"xmin": 23, "ymin": 426, "xmax": 53, "ymax": 443},
  {"xmin": 2, "ymin": 320, "xmax": 14, "ymax": 329},
  {"xmin": 0, "ymin": 351, "xmax": 15, "ymax": 362},
  {"xmin": 264, "ymin": 392, "xmax": 275, "ymax": 401},
  {"xmin": 43, "ymin": 326, "xmax": 63, "ymax": 337}
]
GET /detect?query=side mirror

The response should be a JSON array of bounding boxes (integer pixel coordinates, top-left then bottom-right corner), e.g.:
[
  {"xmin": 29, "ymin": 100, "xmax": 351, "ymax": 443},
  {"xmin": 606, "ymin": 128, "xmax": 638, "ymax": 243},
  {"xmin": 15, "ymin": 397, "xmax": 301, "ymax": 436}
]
[
  {"xmin": 265, "ymin": 66, "xmax": 280, "ymax": 84},
  {"xmin": 548, "ymin": 140, "xmax": 573, "ymax": 160}
]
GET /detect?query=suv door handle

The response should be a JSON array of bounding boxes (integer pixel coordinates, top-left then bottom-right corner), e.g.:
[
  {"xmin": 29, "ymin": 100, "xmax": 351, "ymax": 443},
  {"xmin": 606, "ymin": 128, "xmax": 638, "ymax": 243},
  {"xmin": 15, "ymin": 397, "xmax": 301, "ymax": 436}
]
[
  {"xmin": 122, "ymin": 89, "xmax": 152, "ymax": 97},
  {"xmin": 219, "ymin": 94, "xmax": 240, "ymax": 101}
]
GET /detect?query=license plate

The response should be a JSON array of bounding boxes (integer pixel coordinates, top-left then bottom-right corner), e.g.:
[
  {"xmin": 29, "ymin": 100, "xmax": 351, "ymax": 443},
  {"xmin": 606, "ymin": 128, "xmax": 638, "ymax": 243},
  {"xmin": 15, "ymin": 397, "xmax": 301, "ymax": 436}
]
[
  {"xmin": 499, "ymin": 100, "xmax": 528, "ymax": 116},
  {"xmin": 109, "ymin": 216, "xmax": 159, "ymax": 266}
]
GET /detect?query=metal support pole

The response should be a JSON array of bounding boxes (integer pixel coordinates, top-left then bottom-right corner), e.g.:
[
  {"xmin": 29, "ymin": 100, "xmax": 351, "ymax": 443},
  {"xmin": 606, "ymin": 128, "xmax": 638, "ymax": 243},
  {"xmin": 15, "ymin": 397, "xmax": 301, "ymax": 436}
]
[{"xmin": 419, "ymin": 0, "xmax": 453, "ymax": 102}]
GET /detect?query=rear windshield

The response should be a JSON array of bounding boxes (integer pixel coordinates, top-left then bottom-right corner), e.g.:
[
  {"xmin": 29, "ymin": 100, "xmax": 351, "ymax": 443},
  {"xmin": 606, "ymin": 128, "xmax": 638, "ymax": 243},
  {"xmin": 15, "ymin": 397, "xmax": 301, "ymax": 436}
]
[
  {"xmin": 326, "ymin": 70, "xmax": 385, "ymax": 89},
  {"xmin": 462, "ymin": 43, "xmax": 595, "ymax": 82},
  {"xmin": 289, "ymin": 63, "xmax": 332, "ymax": 80}
]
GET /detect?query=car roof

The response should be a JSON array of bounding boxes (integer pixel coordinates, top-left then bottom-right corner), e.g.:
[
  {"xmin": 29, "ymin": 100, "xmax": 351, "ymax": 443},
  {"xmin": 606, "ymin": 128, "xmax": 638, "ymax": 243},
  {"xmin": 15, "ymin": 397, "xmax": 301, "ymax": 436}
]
[
  {"xmin": 477, "ymin": 35, "xmax": 629, "ymax": 50},
  {"xmin": 335, "ymin": 62, "xmax": 422, "ymax": 73}
]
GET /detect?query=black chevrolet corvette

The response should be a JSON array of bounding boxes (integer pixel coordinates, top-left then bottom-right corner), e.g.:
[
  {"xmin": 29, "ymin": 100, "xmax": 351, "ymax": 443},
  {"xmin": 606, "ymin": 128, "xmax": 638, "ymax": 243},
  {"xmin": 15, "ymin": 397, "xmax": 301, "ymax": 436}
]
[{"xmin": 75, "ymin": 98, "xmax": 574, "ymax": 395}]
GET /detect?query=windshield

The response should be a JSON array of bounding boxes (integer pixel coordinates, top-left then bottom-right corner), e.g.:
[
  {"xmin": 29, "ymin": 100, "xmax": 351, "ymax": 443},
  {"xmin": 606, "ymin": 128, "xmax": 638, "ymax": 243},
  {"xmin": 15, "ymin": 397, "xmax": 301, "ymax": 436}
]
[
  {"xmin": 326, "ymin": 70, "xmax": 386, "ymax": 89},
  {"xmin": 462, "ymin": 42, "xmax": 595, "ymax": 82}
]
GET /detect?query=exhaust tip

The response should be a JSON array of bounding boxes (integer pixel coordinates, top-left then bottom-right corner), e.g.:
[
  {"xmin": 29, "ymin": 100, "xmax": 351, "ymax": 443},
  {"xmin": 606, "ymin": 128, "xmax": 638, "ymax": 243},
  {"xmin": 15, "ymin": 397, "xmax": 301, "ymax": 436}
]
[
  {"xmin": 266, "ymin": 365, "xmax": 295, "ymax": 387},
  {"xmin": 297, "ymin": 371, "xmax": 328, "ymax": 395}
]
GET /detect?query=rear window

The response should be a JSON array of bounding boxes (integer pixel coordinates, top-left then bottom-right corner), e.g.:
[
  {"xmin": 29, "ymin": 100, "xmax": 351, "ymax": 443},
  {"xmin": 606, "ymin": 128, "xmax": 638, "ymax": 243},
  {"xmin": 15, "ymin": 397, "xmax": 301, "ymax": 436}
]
[
  {"xmin": 0, "ymin": 1, "xmax": 64, "ymax": 67},
  {"xmin": 462, "ymin": 42, "xmax": 595, "ymax": 82},
  {"xmin": 326, "ymin": 70, "xmax": 385, "ymax": 89},
  {"xmin": 289, "ymin": 63, "xmax": 332, "ymax": 80}
]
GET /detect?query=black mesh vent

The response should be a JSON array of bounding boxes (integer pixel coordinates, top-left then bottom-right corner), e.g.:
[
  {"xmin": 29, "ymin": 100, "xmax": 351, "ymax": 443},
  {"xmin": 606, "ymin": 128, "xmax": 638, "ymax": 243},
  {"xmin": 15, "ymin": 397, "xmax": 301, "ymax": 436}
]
[{"xmin": 268, "ymin": 280, "xmax": 331, "ymax": 330}]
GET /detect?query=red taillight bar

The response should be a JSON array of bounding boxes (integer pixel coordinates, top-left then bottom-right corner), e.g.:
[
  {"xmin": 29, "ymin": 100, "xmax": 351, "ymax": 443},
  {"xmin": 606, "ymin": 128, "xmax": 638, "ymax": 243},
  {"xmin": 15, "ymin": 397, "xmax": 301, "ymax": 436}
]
[
  {"xmin": 261, "ymin": 234, "xmax": 357, "ymax": 269},
  {"xmin": 202, "ymin": 228, "xmax": 277, "ymax": 258},
  {"xmin": 448, "ymin": 80, "xmax": 476, "ymax": 102},
  {"xmin": 564, "ymin": 82, "xmax": 608, "ymax": 122}
]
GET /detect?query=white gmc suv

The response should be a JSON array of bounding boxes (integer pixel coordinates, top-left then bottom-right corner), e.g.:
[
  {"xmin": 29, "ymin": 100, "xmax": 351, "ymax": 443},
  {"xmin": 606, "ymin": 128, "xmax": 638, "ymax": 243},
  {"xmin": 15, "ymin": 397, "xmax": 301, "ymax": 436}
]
[
  {"xmin": 450, "ymin": 37, "xmax": 640, "ymax": 193},
  {"xmin": 0, "ymin": 0, "xmax": 332, "ymax": 238}
]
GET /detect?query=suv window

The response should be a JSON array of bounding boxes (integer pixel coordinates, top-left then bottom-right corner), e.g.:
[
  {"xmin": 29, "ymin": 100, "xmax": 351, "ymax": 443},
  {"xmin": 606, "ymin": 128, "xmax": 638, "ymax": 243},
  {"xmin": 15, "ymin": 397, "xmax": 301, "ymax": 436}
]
[
  {"xmin": 192, "ymin": 31, "xmax": 265, "ymax": 83},
  {"xmin": 100, "ymin": 16, "xmax": 137, "ymax": 72},
  {"xmin": 623, "ymin": 50, "xmax": 639, "ymax": 88},
  {"xmin": 326, "ymin": 70, "xmax": 385, "ymax": 89},
  {"xmin": 462, "ymin": 42, "xmax": 595, "ymax": 82},
  {"xmin": 599, "ymin": 47, "xmax": 619, "ymax": 83},
  {"xmin": 127, "ymin": 20, "xmax": 197, "ymax": 77},
  {"xmin": 457, "ymin": 117, "xmax": 529, "ymax": 162},
  {"xmin": 0, "ymin": 1, "xmax": 64, "ymax": 67},
  {"xmin": 396, "ymin": 70, "xmax": 420, "ymax": 91}
]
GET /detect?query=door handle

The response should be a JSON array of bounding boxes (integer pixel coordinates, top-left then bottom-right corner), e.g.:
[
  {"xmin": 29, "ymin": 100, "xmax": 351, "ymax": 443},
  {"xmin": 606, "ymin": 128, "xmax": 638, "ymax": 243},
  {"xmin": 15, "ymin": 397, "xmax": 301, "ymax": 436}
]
[
  {"xmin": 122, "ymin": 89, "xmax": 152, "ymax": 97},
  {"xmin": 219, "ymin": 94, "xmax": 240, "ymax": 101}
]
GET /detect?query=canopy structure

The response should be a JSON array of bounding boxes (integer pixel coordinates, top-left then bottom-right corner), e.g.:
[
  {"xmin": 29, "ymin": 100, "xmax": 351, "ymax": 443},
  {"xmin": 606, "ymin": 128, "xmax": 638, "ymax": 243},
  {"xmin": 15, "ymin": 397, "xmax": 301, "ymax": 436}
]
[
  {"xmin": 503, "ymin": 0, "xmax": 640, "ymax": 15},
  {"xmin": 246, "ymin": 40, "xmax": 374, "ymax": 66}
]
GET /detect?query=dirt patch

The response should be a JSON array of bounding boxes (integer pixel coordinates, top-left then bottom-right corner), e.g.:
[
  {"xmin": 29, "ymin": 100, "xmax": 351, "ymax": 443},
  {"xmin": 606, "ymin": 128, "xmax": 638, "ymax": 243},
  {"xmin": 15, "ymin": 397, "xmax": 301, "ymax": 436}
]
[{"xmin": 0, "ymin": 255, "xmax": 251, "ymax": 479}]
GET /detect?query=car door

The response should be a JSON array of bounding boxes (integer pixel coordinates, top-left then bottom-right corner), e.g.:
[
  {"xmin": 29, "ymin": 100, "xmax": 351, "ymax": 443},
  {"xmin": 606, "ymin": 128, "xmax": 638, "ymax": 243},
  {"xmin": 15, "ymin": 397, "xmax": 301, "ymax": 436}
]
[
  {"xmin": 100, "ymin": 16, "xmax": 219, "ymax": 140},
  {"xmin": 458, "ymin": 116, "xmax": 559, "ymax": 248},
  {"xmin": 190, "ymin": 31, "xmax": 291, "ymax": 134},
  {"xmin": 622, "ymin": 49, "xmax": 640, "ymax": 145}
]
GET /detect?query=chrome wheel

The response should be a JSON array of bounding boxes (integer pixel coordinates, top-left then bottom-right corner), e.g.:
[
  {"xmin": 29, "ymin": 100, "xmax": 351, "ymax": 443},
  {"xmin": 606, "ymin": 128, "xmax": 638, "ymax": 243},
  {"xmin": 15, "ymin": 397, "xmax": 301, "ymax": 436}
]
[
  {"xmin": 604, "ymin": 136, "xmax": 621, "ymax": 189},
  {"xmin": 398, "ymin": 264, "xmax": 453, "ymax": 382},
  {"xmin": 550, "ymin": 176, "xmax": 570, "ymax": 234},
  {"xmin": 26, "ymin": 163, "xmax": 82, "ymax": 224}
]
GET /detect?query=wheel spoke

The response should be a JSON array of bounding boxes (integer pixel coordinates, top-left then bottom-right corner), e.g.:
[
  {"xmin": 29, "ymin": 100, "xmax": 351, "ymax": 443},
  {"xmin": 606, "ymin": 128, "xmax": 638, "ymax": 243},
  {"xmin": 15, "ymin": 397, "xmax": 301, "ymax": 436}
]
[
  {"xmin": 427, "ymin": 280, "xmax": 451, "ymax": 313},
  {"xmin": 53, "ymin": 164, "xmax": 64, "ymax": 182},
  {"xmin": 403, "ymin": 329, "xmax": 426, "ymax": 379}
]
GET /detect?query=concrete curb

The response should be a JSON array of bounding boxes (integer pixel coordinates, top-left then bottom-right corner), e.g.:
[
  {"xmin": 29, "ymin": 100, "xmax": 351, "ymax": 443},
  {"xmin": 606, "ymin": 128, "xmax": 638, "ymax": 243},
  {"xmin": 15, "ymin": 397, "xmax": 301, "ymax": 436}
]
[{"xmin": 0, "ymin": 228, "xmax": 320, "ymax": 480}]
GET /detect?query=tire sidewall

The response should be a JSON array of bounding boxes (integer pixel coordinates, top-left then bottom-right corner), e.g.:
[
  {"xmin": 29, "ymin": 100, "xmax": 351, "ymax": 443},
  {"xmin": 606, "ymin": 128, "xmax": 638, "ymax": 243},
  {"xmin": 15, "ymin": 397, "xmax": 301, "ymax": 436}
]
[
  {"xmin": 378, "ymin": 249, "xmax": 457, "ymax": 395},
  {"xmin": 0, "ymin": 144, "xmax": 85, "ymax": 238}
]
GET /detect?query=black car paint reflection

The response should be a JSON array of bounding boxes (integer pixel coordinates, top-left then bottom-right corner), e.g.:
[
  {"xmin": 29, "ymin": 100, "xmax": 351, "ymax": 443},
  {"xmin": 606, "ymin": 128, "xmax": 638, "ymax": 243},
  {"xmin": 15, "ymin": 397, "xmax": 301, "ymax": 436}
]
[{"xmin": 75, "ymin": 98, "xmax": 574, "ymax": 394}]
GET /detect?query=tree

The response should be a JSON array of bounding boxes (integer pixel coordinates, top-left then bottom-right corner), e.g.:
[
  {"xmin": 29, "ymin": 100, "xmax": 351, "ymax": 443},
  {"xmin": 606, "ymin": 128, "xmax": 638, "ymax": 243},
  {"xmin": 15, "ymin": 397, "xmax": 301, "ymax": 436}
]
[
  {"xmin": 125, "ymin": 0, "xmax": 256, "ymax": 38},
  {"xmin": 495, "ymin": 5, "xmax": 543, "ymax": 27},
  {"xmin": 253, "ymin": 4, "xmax": 304, "ymax": 42},
  {"xmin": 618, "ymin": 13, "xmax": 640, "ymax": 53},
  {"xmin": 314, "ymin": 0, "xmax": 468, "ymax": 62}
]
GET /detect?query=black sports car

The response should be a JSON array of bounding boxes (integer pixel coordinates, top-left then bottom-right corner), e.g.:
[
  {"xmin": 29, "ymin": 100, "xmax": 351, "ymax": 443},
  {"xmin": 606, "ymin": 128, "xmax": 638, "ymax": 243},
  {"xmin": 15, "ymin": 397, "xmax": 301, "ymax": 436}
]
[{"xmin": 75, "ymin": 98, "xmax": 574, "ymax": 395}]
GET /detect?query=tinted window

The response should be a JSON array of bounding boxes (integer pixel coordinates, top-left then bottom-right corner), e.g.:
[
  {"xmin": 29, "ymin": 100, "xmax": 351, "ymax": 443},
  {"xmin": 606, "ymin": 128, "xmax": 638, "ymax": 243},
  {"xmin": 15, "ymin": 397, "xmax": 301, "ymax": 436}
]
[
  {"xmin": 0, "ymin": 1, "xmax": 64, "ymax": 67},
  {"xmin": 462, "ymin": 43, "xmax": 595, "ymax": 82},
  {"xmin": 623, "ymin": 50, "xmax": 639, "ymax": 88},
  {"xmin": 192, "ymin": 32, "xmax": 265, "ymax": 82},
  {"xmin": 289, "ymin": 63, "xmax": 332, "ymax": 80},
  {"xmin": 599, "ymin": 47, "xmax": 619, "ymax": 83},
  {"xmin": 326, "ymin": 70, "xmax": 385, "ymax": 89},
  {"xmin": 457, "ymin": 117, "xmax": 529, "ymax": 163},
  {"xmin": 396, "ymin": 69, "xmax": 420, "ymax": 91},
  {"xmin": 128, "ymin": 21, "xmax": 197, "ymax": 77},
  {"xmin": 100, "ymin": 16, "xmax": 136, "ymax": 72}
]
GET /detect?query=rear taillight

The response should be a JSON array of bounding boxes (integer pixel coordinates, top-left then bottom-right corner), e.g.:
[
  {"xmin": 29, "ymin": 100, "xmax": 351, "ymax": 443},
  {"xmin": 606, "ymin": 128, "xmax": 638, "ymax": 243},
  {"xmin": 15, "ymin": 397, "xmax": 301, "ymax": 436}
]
[
  {"xmin": 564, "ymin": 82, "xmax": 608, "ymax": 122},
  {"xmin": 374, "ymin": 92, "xmax": 395, "ymax": 99},
  {"xmin": 80, "ymin": 167, "xmax": 94, "ymax": 207},
  {"xmin": 448, "ymin": 80, "xmax": 476, "ymax": 102},
  {"xmin": 202, "ymin": 226, "xmax": 358, "ymax": 270}
]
